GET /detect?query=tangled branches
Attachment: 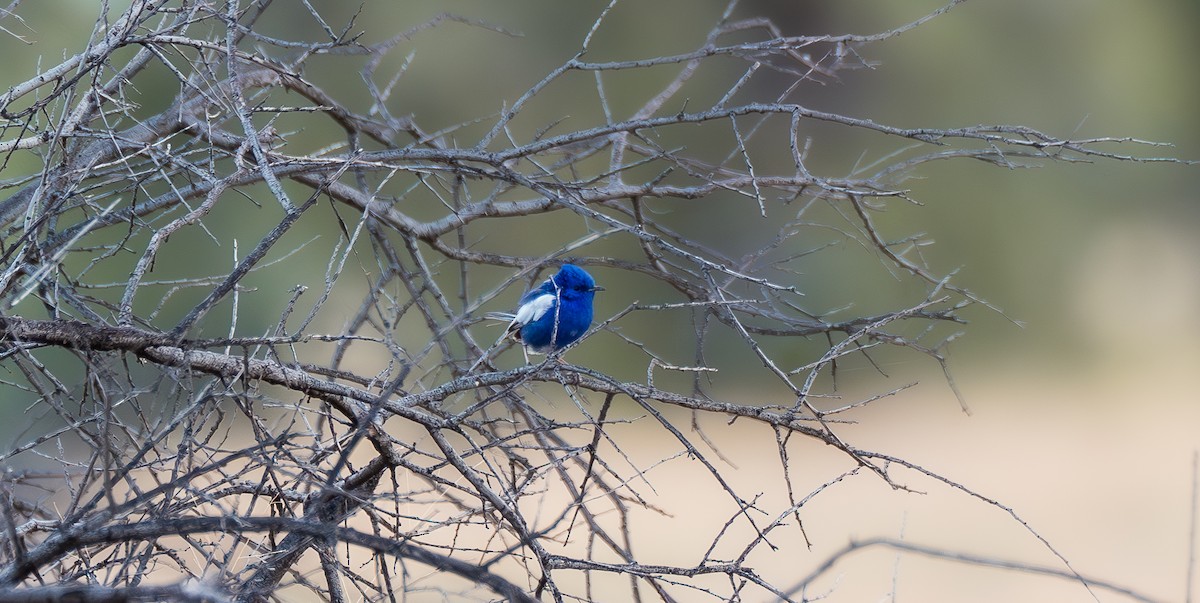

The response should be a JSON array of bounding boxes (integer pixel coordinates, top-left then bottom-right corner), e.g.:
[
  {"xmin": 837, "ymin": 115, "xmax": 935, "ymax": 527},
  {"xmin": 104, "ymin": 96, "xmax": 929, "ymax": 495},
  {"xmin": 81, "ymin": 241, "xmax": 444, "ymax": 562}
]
[{"xmin": 0, "ymin": 1, "xmax": 1184, "ymax": 601}]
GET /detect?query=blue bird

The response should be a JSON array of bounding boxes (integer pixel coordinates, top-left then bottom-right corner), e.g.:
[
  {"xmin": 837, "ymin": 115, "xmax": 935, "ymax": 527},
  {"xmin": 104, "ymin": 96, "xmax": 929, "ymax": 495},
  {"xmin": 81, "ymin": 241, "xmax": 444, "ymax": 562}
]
[{"xmin": 476, "ymin": 264, "xmax": 602, "ymax": 367}]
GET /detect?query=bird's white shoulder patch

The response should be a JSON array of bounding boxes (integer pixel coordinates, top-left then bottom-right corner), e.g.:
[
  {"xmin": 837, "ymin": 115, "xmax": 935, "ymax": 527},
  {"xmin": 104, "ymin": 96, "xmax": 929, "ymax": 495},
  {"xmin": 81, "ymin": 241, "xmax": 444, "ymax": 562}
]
[{"xmin": 513, "ymin": 293, "xmax": 554, "ymax": 325}]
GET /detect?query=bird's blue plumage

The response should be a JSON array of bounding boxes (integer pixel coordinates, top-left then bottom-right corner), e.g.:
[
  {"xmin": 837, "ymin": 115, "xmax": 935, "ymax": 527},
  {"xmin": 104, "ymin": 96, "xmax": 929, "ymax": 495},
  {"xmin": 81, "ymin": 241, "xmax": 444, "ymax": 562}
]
[{"xmin": 505, "ymin": 264, "xmax": 601, "ymax": 354}]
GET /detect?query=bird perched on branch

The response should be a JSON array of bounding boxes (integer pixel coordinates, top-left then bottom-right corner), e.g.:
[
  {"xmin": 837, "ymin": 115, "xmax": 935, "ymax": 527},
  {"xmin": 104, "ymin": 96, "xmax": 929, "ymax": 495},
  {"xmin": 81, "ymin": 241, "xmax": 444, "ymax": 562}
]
[{"xmin": 474, "ymin": 264, "xmax": 602, "ymax": 368}]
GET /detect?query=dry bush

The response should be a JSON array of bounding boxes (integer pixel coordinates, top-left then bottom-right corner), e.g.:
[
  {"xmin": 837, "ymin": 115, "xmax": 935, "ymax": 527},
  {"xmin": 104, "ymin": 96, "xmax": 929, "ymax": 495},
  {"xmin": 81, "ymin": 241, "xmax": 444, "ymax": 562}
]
[{"xmin": 0, "ymin": 1, "xmax": 1185, "ymax": 601}]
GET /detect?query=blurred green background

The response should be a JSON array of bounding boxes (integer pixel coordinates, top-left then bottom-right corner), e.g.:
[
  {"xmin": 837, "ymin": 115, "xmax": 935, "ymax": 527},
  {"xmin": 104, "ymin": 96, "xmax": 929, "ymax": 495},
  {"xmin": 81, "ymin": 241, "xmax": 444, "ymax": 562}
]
[{"xmin": 8, "ymin": 0, "xmax": 1195, "ymax": 373}]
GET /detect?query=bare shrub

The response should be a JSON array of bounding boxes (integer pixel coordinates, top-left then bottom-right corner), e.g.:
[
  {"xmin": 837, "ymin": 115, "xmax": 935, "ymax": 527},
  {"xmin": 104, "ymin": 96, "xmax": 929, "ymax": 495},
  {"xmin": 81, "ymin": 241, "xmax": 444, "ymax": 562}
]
[{"xmin": 0, "ymin": 1, "xmax": 1185, "ymax": 601}]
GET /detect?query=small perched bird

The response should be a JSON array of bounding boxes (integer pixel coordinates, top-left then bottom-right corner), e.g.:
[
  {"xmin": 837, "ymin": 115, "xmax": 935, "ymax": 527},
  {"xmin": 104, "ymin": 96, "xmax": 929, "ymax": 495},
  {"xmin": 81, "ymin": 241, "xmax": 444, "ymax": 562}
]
[{"xmin": 475, "ymin": 264, "xmax": 602, "ymax": 368}]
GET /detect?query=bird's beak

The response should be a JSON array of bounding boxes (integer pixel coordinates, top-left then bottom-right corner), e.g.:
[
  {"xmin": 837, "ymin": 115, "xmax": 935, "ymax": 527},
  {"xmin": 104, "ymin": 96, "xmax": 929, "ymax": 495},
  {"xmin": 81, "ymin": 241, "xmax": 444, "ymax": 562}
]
[{"xmin": 591, "ymin": 285, "xmax": 605, "ymax": 292}]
